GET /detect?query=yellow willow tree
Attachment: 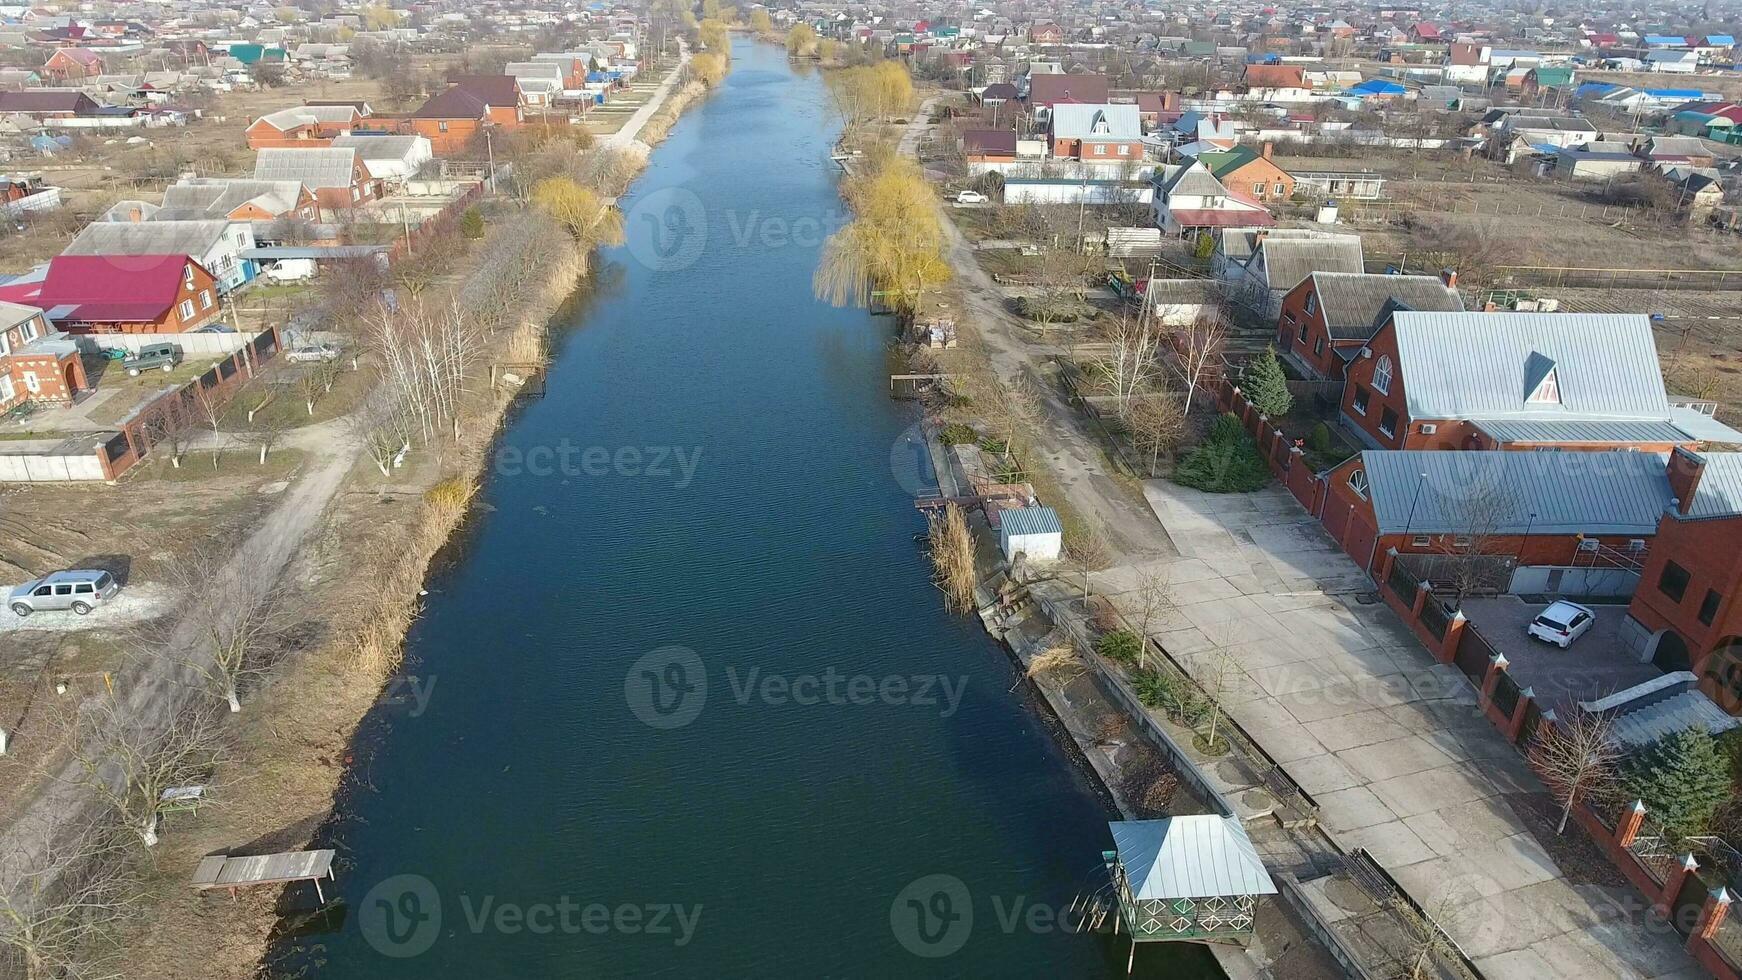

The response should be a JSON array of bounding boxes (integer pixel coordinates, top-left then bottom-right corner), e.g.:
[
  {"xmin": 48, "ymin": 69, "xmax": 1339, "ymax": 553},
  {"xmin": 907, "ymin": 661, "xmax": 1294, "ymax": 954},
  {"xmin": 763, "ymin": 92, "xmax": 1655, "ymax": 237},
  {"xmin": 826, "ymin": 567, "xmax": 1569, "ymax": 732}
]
[
  {"xmin": 531, "ymin": 177, "xmax": 625, "ymax": 247},
  {"xmin": 786, "ymin": 23, "xmax": 816, "ymax": 55},
  {"xmin": 697, "ymin": 18, "xmax": 729, "ymax": 53},
  {"xmin": 690, "ymin": 51, "xmax": 728, "ymax": 86},
  {"xmin": 749, "ymin": 8, "xmax": 771, "ymax": 32},
  {"xmin": 814, "ymin": 156, "xmax": 951, "ymax": 316},
  {"xmin": 870, "ymin": 60, "xmax": 913, "ymax": 120}
]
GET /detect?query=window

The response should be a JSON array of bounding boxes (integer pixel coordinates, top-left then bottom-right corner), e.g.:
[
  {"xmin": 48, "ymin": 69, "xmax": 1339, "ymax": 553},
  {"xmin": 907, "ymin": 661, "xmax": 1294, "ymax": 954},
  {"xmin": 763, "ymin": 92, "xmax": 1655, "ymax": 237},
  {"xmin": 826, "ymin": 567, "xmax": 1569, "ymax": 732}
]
[
  {"xmin": 0, "ymin": 375, "xmax": 12, "ymax": 403},
  {"xmin": 1411, "ymin": 534, "xmax": 1430, "ymax": 547},
  {"xmin": 1117, "ymin": 144, "xmax": 1129, "ymax": 156},
  {"xmin": 74, "ymin": 583, "xmax": 92, "ymax": 594},
  {"xmin": 1379, "ymin": 408, "xmax": 1398, "ymax": 438},
  {"xmin": 1305, "ymin": 292, "xmax": 1317, "ymax": 315},
  {"xmin": 1701, "ymin": 589, "xmax": 1723, "ymax": 626},
  {"xmin": 1372, "ymin": 354, "xmax": 1393, "ymax": 394},
  {"xmin": 200, "ymin": 290, "xmax": 213, "ymax": 310},
  {"xmin": 179, "ymin": 299, "xmax": 195, "ymax": 320},
  {"xmin": 1274, "ymin": 180, "xmax": 1286, "ymax": 196},
  {"xmin": 1295, "ymin": 317, "xmax": 1307, "ymax": 342},
  {"xmin": 1451, "ymin": 534, "xmax": 1473, "ymax": 548},
  {"xmin": 1253, "ymin": 181, "xmax": 1265, "ymax": 196},
  {"xmin": 1352, "ymin": 386, "xmax": 1369, "ymax": 415},
  {"xmin": 1659, "ymin": 561, "xmax": 1691, "ymax": 603},
  {"xmin": 437, "ymin": 120, "xmax": 449, "ymax": 132},
  {"xmin": 1348, "ymin": 469, "xmax": 1368, "ymax": 498},
  {"xmin": 1314, "ymin": 336, "xmax": 1324, "ymax": 355},
  {"xmin": 21, "ymin": 371, "xmax": 37, "ymax": 393},
  {"xmin": 183, "ymin": 265, "xmax": 194, "ymax": 288},
  {"xmin": 18, "ymin": 317, "xmax": 37, "ymax": 342}
]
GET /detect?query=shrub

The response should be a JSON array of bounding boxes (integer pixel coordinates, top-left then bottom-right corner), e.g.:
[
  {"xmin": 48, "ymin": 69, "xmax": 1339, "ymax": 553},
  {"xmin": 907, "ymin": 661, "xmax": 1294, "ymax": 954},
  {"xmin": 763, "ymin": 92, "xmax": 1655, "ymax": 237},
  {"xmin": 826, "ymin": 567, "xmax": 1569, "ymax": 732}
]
[
  {"xmin": 459, "ymin": 207, "xmax": 485, "ymax": 240},
  {"xmin": 939, "ymin": 423, "xmax": 978, "ymax": 445},
  {"xmin": 1307, "ymin": 421, "xmax": 1332, "ymax": 454},
  {"xmin": 424, "ymin": 477, "xmax": 476, "ymax": 511},
  {"xmin": 1172, "ymin": 414, "xmax": 1271, "ymax": 493},
  {"xmin": 1243, "ymin": 346, "xmax": 1292, "ymax": 418},
  {"xmin": 1623, "ymin": 727, "xmax": 1733, "ymax": 838},
  {"xmin": 1096, "ymin": 629, "xmax": 1141, "ymax": 665}
]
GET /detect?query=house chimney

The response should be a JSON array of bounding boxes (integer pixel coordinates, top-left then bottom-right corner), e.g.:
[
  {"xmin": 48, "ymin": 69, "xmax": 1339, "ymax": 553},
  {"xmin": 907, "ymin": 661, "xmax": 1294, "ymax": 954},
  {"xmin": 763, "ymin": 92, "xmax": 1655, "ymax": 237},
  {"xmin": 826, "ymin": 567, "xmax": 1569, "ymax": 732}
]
[
  {"xmin": 1440, "ymin": 267, "xmax": 1458, "ymax": 289},
  {"xmin": 1262, "ymin": 141, "xmax": 1273, "ymax": 160},
  {"xmin": 1668, "ymin": 446, "xmax": 1706, "ymax": 515}
]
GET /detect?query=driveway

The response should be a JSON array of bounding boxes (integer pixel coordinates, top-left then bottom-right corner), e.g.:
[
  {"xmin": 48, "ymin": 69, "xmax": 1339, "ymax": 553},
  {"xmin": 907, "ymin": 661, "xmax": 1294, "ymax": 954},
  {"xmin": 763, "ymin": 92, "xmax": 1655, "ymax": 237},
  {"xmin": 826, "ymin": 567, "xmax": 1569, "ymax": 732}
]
[
  {"xmin": 1107, "ymin": 480, "xmax": 1701, "ymax": 980},
  {"xmin": 1459, "ymin": 597, "xmax": 1661, "ymax": 714}
]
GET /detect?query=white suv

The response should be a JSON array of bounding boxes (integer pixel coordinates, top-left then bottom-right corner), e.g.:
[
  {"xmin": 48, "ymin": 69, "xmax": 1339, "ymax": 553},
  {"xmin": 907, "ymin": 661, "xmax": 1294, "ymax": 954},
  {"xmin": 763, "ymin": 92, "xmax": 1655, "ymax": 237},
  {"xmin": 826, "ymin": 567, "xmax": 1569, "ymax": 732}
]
[{"xmin": 1528, "ymin": 600, "xmax": 1595, "ymax": 648}]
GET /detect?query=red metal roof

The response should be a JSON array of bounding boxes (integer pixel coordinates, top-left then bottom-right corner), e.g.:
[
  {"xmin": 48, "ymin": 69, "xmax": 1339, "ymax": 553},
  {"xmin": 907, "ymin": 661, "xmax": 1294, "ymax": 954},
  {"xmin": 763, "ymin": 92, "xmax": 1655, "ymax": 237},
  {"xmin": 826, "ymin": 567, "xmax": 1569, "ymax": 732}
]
[{"xmin": 36, "ymin": 254, "xmax": 195, "ymax": 322}]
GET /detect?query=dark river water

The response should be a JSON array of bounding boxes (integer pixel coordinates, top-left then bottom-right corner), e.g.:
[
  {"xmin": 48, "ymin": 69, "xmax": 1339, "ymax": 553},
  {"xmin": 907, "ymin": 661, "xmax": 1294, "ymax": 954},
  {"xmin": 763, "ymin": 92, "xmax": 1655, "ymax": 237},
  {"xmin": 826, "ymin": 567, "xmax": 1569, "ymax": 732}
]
[{"xmin": 271, "ymin": 39, "xmax": 1220, "ymax": 979}]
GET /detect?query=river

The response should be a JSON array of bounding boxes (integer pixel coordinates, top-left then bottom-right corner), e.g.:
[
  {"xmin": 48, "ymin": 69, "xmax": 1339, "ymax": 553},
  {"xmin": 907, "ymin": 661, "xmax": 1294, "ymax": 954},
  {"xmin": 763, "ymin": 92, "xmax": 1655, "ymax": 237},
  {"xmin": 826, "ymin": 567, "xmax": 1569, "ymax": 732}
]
[{"xmin": 271, "ymin": 40, "xmax": 1221, "ymax": 979}]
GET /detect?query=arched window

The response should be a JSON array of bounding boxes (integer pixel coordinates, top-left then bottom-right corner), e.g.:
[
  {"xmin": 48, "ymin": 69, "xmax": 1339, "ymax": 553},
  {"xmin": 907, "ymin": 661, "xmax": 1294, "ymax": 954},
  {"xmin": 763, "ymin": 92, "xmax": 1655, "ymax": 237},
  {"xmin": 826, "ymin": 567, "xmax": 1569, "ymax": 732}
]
[
  {"xmin": 1349, "ymin": 469, "xmax": 1368, "ymax": 499},
  {"xmin": 1373, "ymin": 354, "xmax": 1394, "ymax": 395}
]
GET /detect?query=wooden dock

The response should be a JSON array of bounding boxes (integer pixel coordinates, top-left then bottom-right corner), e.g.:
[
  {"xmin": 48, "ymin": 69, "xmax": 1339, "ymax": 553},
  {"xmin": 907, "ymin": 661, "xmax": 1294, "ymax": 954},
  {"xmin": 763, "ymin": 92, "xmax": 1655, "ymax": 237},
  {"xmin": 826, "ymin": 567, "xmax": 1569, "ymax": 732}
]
[{"xmin": 192, "ymin": 848, "xmax": 337, "ymax": 902}]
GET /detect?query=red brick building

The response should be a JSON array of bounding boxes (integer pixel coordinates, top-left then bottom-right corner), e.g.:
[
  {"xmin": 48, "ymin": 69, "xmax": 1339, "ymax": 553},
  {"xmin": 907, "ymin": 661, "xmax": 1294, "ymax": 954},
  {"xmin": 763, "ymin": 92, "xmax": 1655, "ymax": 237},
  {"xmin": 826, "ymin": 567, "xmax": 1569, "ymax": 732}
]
[
  {"xmin": 1340, "ymin": 311, "xmax": 1737, "ymax": 452},
  {"xmin": 1276, "ymin": 271, "xmax": 1463, "ymax": 380},
  {"xmin": 409, "ymin": 76, "xmax": 524, "ymax": 155},
  {"xmin": 0, "ymin": 302, "xmax": 83, "ymax": 412}
]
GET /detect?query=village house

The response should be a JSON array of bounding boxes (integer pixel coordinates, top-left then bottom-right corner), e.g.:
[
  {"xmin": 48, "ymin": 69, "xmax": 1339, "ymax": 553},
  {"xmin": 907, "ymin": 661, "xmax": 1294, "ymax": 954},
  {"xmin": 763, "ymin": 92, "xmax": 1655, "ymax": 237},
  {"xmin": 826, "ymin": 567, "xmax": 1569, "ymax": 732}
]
[
  {"xmin": 1339, "ymin": 312, "xmax": 1742, "ymax": 452},
  {"xmin": 41, "ymin": 46, "xmax": 104, "ymax": 81},
  {"xmin": 1214, "ymin": 229, "xmax": 1363, "ymax": 319},
  {"xmin": 1192, "ymin": 144, "xmax": 1294, "ymax": 203},
  {"xmin": 23, "ymin": 255, "xmax": 221, "ymax": 335},
  {"xmin": 1047, "ymin": 103, "xmax": 1143, "ymax": 164},
  {"xmin": 1025, "ymin": 72, "xmax": 1109, "ymax": 122},
  {"xmin": 961, "ymin": 128, "xmax": 1018, "ymax": 164},
  {"xmin": 244, "ymin": 103, "xmax": 370, "ymax": 149},
  {"xmin": 0, "ymin": 301, "xmax": 82, "ymax": 413},
  {"xmin": 1276, "ymin": 271, "xmax": 1464, "ymax": 379},
  {"xmin": 0, "ymin": 89, "xmax": 99, "ymax": 119},
  {"xmin": 330, "ymin": 134, "xmax": 433, "ymax": 186},
  {"xmin": 252, "ymin": 146, "xmax": 380, "ymax": 216},
  {"xmin": 408, "ymin": 75, "xmax": 524, "ymax": 155},
  {"xmin": 62, "ymin": 219, "xmax": 256, "ymax": 294},
  {"xmin": 154, "ymin": 177, "xmax": 319, "ymax": 223},
  {"xmin": 1151, "ymin": 160, "xmax": 1272, "ymax": 236}
]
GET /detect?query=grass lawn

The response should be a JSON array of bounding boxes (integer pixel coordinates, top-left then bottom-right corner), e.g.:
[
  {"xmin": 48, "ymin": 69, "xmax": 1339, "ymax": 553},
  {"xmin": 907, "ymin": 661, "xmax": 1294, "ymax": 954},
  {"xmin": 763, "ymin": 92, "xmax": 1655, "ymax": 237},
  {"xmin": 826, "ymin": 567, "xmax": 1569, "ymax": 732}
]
[
  {"xmin": 219, "ymin": 360, "xmax": 375, "ymax": 432},
  {"xmin": 132, "ymin": 447, "xmax": 306, "ymax": 484},
  {"xmin": 84, "ymin": 359, "xmax": 226, "ymax": 428}
]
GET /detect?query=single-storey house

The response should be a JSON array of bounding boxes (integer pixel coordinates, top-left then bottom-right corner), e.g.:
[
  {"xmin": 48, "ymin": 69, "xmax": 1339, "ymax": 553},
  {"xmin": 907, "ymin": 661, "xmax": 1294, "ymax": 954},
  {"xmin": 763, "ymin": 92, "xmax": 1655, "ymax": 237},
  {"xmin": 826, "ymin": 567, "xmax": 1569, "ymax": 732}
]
[
  {"xmin": 62, "ymin": 219, "xmax": 256, "ymax": 294},
  {"xmin": 253, "ymin": 146, "xmax": 380, "ymax": 216}
]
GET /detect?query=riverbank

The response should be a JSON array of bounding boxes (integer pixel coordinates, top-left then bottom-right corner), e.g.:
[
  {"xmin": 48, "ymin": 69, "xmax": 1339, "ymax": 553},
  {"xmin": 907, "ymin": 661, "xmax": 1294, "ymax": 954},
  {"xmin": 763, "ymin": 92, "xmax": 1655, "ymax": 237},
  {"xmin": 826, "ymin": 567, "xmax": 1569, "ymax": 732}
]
[{"xmin": 105, "ymin": 52, "xmax": 713, "ymax": 979}]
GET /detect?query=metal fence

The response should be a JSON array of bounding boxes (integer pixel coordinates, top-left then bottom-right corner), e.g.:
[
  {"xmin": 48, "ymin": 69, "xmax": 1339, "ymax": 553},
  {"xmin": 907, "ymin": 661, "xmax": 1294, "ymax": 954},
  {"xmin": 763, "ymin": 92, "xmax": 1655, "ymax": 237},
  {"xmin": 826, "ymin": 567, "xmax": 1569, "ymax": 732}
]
[
  {"xmin": 1712, "ymin": 903, "xmax": 1742, "ymax": 971},
  {"xmin": 1387, "ymin": 559, "xmax": 1419, "ymax": 604},
  {"xmin": 1419, "ymin": 595, "xmax": 1451, "ymax": 641},
  {"xmin": 1492, "ymin": 670, "xmax": 1522, "ymax": 719},
  {"xmin": 1455, "ymin": 625, "xmax": 1495, "ymax": 683}
]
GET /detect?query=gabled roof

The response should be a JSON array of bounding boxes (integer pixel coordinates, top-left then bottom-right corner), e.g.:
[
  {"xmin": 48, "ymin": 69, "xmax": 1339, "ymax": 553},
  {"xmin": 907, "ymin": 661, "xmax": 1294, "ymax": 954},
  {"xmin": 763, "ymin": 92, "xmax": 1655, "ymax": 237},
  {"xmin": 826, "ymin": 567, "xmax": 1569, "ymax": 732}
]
[
  {"xmin": 1027, "ymin": 72, "xmax": 1108, "ymax": 105},
  {"xmin": 411, "ymin": 86, "xmax": 490, "ymax": 120},
  {"xmin": 1309, "ymin": 272, "xmax": 1463, "ymax": 338},
  {"xmin": 1251, "ymin": 233, "xmax": 1363, "ymax": 288},
  {"xmin": 1387, "ymin": 312, "xmax": 1670, "ymax": 421},
  {"xmin": 159, "ymin": 177, "xmax": 307, "ymax": 219},
  {"xmin": 1110, "ymin": 817, "xmax": 1277, "ymax": 901},
  {"xmin": 1195, "ymin": 144, "xmax": 1279, "ymax": 180},
  {"xmin": 961, "ymin": 128, "xmax": 1017, "ymax": 155},
  {"xmin": 36, "ymin": 254, "xmax": 200, "ymax": 322},
  {"xmin": 447, "ymin": 74, "xmax": 520, "ymax": 107},
  {"xmin": 62, "ymin": 219, "xmax": 232, "ymax": 259},
  {"xmin": 0, "ymin": 89, "xmax": 95, "ymax": 113},
  {"xmin": 253, "ymin": 147, "xmax": 361, "ymax": 189},
  {"xmin": 1158, "ymin": 160, "xmax": 1226, "ymax": 197},
  {"xmin": 1050, "ymin": 103, "xmax": 1141, "ymax": 141}
]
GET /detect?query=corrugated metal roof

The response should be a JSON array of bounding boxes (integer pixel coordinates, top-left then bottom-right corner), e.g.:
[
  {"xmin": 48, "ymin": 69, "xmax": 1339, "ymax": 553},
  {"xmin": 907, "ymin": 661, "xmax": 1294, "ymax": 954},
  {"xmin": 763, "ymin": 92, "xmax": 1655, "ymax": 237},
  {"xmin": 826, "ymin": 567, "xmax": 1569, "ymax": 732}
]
[
  {"xmin": 1001, "ymin": 506, "xmax": 1062, "ymax": 537},
  {"xmin": 1254, "ymin": 236, "xmax": 1363, "ymax": 291},
  {"xmin": 1390, "ymin": 312, "xmax": 1669, "ymax": 422},
  {"xmin": 1686, "ymin": 454, "xmax": 1742, "ymax": 518},
  {"xmin": 1468, "ymin": 418, "xmax": 1690, "ymax": 445},
  {"xmin": 1669, "ymin": 407, "xmax": 1742, "ymax": 445},
  {"xmin": 1311, "ymin": 272, "xmax": 1463, "ymax": 339},
  {"xmin": 62, "ymin": 219, "xmax": 232, "ymax": 259},
  {"xmin": 1111, "ymin": 817, "xmax": 1277, "ymax": 900},
  {"xmin": 253, "ymin": 147, "xmax": 358, "ymax": 189},
  {"xmin": 1358, "ymin": 449, "xmax": 1673, "ymax": 535}
]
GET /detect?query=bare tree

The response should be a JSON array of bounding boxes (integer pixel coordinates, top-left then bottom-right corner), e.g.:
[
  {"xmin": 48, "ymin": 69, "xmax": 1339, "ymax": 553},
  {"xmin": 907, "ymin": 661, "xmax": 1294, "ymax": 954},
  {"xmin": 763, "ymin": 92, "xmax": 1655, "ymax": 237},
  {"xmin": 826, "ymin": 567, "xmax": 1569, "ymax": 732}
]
[
  {"xmin": 253, "ymin": 410, "xmax": 292, "ymax": 465},
  {"xmin": 1166, "ymin": 308, "xmax": 1227, "ymax": 418},
  {"xmin": 137, "ymin": 395, "xmax": 194, "ymax": 469},
  {"xmin": 166, "ymin": 548, "xmax": 288, "ymax": 714},
  {"xmin": 296, "ymin": 357, "xmax": 343, "ymax": 416},
  {"xmin": 1435, "ymin": 484, "xmax": 1519, "ymax": 605},
  {"xmin": 0, "ymin": 815, "xmax": 139, "ymax": 979},
  {"xmin": 1098, "ymin": 312, "xmax": 1164, "ymax": 412},
  {"xmin": 1532, "ymin": 709, "xmax": 1621, "ymax": 834},
  {"xmin": 1066, "ymin": 520, "xmax": 1111, "ymax": 607},
  {"xmin": 1123, "ymin": 393, "xmax": 1185, "ymax": 477},
  {"xmin": 190, "ymin": 382, "xmax": 226, "ymax": 468},
  {"xmin": 68, "ymin": 693, "xmax": 225, "ymax": 848}
]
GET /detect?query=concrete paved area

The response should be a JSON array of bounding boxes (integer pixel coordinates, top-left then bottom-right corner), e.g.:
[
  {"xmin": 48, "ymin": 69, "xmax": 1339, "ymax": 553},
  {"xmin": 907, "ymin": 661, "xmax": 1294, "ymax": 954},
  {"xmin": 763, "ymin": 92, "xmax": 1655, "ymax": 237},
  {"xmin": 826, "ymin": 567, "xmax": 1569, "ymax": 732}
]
[
  {"xmin": 1097, "ymin": 481, "xmax": 1702, "ymax": 980},
  {"xmin": 1460, "ymin": 597, "xmax": 1661, "ymax": 714}
]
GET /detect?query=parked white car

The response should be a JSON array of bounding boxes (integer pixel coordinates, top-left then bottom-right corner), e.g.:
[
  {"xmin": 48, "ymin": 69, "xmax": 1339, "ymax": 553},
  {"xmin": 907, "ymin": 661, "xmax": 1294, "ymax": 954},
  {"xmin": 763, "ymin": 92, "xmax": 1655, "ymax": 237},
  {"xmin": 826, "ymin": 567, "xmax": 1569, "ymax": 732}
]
[
  {"xmin": 286, "ymin": 343, "xmax": 342, "ymax": 364},
  {"xmin": 265, "ymin": 258, "xmax": 317, "ymax": 283},
  {"xmin": 1528, "ymin": 600, "xmax": 1595, "ymax": 648},
  {"xmin": 954, "ymin": 190, "xmax": 987, "ymax": 205}
]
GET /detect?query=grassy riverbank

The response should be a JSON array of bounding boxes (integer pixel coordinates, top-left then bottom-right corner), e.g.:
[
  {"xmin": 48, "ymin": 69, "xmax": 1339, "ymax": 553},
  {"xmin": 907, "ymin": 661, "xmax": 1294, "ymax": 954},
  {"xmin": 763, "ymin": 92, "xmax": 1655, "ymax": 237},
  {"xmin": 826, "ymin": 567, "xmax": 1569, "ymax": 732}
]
[{"xmin": 102, "ymin": 60, "xmax": 718, "ymax": 980}]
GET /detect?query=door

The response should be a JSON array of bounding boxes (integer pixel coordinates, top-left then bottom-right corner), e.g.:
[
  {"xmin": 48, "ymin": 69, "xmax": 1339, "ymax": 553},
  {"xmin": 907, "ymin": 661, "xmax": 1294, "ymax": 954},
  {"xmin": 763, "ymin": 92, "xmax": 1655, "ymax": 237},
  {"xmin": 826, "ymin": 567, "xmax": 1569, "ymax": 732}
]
[{"xmin": 46, "ymin": 583, "xmax": 74, "ymax": 610}]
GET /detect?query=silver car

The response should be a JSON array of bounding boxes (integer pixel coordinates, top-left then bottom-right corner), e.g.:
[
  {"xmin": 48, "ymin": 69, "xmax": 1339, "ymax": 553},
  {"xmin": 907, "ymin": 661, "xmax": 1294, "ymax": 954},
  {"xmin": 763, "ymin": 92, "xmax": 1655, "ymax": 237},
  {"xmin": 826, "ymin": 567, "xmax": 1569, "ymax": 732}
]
[{"xmin": 9, "ymin": 569, "xmax": 120, "ymax": 617}]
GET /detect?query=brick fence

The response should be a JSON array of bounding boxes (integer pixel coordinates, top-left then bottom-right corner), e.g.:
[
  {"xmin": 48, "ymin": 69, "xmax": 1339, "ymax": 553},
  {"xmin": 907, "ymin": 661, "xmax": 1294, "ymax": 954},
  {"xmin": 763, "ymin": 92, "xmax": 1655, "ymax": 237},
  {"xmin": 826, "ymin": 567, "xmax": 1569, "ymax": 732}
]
[
  {"xmin": 1374, "ymin": 546, "xmax": 1742, "ymax": 979},
  {"xmin": 1216, "ymin": 379, "xmax": 1328, "ymax": 515},
  {"xmin": 107, "ymin": 326, "xmax": 284, "ymax": 480}
]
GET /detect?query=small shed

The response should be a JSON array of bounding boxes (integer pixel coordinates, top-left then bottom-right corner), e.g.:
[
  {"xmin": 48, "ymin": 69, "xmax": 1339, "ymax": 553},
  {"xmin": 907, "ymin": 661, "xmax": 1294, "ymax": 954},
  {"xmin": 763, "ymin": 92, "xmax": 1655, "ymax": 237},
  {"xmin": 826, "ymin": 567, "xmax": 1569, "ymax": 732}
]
[
  {"xmin": 1105, "ymin": 816, "xmax": 1277, "ymax": 948},
  {"xmin": 999, "ymin": 505, "xmax": 1062, "ymax": 562}
]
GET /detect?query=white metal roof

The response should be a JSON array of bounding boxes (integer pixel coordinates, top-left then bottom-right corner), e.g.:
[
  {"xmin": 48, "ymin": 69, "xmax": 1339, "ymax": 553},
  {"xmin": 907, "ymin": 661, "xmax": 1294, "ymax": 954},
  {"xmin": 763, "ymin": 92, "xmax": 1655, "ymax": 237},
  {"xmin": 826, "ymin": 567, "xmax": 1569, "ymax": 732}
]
[
  {"xmin": 1050, "ymin": 103, "xmax": 1142, "ymax": 141},
  {"xmin": 1389, "ymin": 312, "xmax": 1670, "ymax": 422},
  {"xmin": 1110, "ymin": 816, "xmax": 1277, "ymax": 900},
  {"xmin": 1357, "ymin": 449, "xmax": 1675, "ymax": 536},
  {"xmin": 253, "ymin": 147, "xmax": 359, "ymax": 189}
]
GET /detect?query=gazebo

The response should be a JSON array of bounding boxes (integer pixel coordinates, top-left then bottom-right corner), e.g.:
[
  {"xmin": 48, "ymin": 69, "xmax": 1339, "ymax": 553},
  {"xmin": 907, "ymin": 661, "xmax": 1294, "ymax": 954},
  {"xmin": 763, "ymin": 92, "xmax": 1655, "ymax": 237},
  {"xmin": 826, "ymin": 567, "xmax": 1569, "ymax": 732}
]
[{"xmin": 1104, "ymin": 816, "xmax": 1277, "ymax": 971}]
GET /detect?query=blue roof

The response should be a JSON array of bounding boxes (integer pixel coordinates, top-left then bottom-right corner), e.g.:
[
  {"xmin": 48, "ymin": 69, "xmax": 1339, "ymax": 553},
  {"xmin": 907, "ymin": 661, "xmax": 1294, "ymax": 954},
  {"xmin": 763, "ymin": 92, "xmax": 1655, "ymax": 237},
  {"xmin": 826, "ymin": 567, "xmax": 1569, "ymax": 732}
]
[
  {"xmin": 1646, "ymin": 88, "xmax": 1706, "ymax": 98},
  {"xmin": 1575, "ymin": 82, "xmax": 1619, "ymax": 97},
  {"xmin": 1645, "ymin": 35, "xmax": 1687, "ymax": 46},
  {"xmin": 1709, "ymin": 35, "xmax": 1735, "ymax": 45},
  {"xmin": 1347, "ymin": 79, "xmax": 1406, "ymax": 95},
  {"xmin": 1001, "ymin": 506, "xmax": 1062, "ymax": 537}
]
